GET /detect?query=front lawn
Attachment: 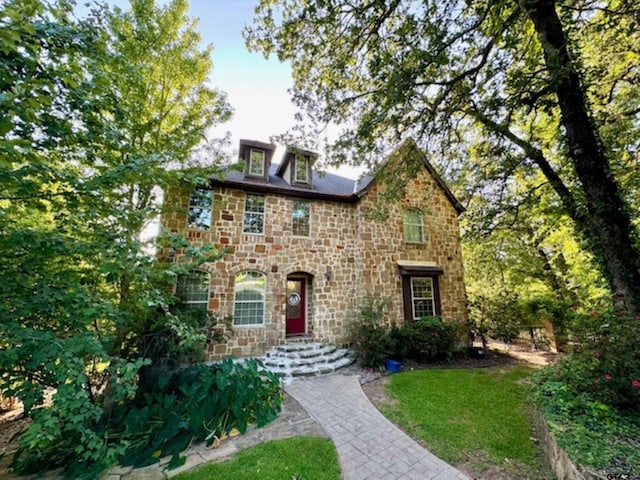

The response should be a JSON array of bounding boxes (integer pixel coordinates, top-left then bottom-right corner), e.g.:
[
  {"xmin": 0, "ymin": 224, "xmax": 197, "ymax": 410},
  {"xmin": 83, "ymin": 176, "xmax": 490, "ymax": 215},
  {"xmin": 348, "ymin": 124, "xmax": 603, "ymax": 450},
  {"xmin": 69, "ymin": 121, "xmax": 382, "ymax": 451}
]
[
  {"xmin": 381, "ymin": 364, "xmax": 553, "ymax": 479},
  {"xmin": 172, "ymin": 437, "xmax": 341, "ymax": 480}
]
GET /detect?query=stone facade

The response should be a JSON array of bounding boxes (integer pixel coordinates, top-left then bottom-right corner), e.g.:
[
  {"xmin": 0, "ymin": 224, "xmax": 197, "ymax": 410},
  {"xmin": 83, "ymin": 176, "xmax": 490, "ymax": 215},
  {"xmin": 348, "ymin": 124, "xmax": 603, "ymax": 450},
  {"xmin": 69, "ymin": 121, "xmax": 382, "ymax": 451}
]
[{"xmin": 160, "ymin": 140, "xmax": 468, "ymax": 360}]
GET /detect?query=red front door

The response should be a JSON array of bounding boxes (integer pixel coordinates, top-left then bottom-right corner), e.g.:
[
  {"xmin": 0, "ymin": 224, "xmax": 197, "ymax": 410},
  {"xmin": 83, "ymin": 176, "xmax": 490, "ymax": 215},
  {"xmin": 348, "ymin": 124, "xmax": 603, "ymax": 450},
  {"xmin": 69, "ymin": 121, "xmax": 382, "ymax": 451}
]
[{"xmin": 286, "ymin": 278, "xmax": 306, "ymax": 335}]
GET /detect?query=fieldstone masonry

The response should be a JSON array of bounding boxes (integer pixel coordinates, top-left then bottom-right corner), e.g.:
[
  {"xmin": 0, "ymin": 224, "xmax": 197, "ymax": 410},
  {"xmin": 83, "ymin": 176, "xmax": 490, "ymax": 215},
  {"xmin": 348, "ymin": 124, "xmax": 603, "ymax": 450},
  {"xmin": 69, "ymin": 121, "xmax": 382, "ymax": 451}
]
[{"xmin": 161, "ymin": 144, "xmax": 468, "ymax": 360}]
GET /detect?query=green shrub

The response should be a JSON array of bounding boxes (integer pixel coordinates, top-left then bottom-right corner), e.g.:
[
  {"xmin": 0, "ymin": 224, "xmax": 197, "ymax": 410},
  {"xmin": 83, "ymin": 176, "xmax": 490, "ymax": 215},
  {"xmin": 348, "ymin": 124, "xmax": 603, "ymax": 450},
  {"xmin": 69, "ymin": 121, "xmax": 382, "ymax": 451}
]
[
  {"xmin": 349, "ymin": 293, "xmax": 460, "ymax": 367},
  {"xmin": 115, "ymin": 359, "xmax": 282, "ymax": 470},
  {"xmin": 351, "ymin": 323, "xmax": 392, "ymax": 367},
  {"xmin": 389, "ymin": 316, "xmax": 458, "ymax": 362},
  {"xmin": 11, "ymin": 359, "xmax": 283, "ymax": 478},
  {"xmin": 348, "ymin": 293, "xmax": 392, "ymax": 368},
  {"xmin": 531, "ymin": 302, "xmax": 640, "ymax": 474},
  {"xmin": 554, "ymin": 307, "xmax": 640, "ymax": 411}
]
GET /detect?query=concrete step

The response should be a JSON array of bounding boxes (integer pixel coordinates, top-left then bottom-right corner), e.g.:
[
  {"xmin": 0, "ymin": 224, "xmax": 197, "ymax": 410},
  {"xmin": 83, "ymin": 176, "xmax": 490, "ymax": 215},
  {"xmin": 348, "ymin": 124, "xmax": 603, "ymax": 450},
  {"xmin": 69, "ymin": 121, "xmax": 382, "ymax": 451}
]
[
  {"xmin": 265, "ymin": 344, "xmax": 337, "ymax": 361},
  {"xmin": 259, "ymin": 342, "xmax": 355, "ymax": 382},
  {"xmin": 262, "ymin": 348, "xmax": 348, "ymax": 369}
]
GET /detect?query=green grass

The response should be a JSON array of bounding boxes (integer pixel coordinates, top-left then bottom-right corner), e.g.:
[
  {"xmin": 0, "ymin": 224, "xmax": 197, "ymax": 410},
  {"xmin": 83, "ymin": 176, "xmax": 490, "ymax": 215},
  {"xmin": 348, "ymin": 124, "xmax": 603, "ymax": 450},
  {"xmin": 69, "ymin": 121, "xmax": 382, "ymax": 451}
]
[
  {"xmin": 383, "ymin": 365, "xmax": 551, "ymax": 478},
  {"xmin": 172, "ymin": 437, "xmax": 341, "ymax": 480}
]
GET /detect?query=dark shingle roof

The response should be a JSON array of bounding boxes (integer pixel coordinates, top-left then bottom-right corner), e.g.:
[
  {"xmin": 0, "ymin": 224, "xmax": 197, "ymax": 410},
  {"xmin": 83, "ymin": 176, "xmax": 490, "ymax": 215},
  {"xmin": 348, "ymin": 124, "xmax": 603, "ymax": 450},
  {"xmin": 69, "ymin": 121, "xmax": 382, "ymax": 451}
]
[
  {"xmin": 210, "ymin": 163, "xmax": 360, "ymax": 202},
  {"xmin": 209, "ymin": 139, "xmax": 464, "ymax": 213}
]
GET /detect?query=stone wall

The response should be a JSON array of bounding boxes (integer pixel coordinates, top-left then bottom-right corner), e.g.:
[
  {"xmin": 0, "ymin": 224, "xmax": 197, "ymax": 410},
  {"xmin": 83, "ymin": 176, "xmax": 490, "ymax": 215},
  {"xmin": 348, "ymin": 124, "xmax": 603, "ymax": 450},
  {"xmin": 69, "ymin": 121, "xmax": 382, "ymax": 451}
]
[
  {"xmin": 532, "ymin": 409, "xmax": 607, "ymax": 480},
  {"xmin": 161, "ymin": 166, "xmax": 468, "ymax": 360},
  {"xmin": 355, "ymin": 169, "xmax": 468, "ymax": 328}
]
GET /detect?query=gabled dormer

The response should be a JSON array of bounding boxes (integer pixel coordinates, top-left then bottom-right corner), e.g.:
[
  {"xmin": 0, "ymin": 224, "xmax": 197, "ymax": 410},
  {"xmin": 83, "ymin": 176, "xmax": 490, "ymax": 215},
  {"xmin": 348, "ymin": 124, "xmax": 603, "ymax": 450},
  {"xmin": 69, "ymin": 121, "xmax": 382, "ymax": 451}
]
[
  {"xmin": 239, "ymin": 139, "xmax": 275, "ymax": 182},
  {"xmin": 276, "ymin": 147, "xmax": 317, "ymax": 188}
]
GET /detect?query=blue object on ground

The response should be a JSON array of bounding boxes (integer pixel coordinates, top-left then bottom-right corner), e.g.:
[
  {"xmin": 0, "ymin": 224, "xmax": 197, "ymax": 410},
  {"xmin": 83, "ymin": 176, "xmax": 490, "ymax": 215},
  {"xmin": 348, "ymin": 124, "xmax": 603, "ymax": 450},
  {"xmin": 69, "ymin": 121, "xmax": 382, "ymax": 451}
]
[{"xmin": 385, "ymin": 358, "xmax": 402, "ymax": 373}]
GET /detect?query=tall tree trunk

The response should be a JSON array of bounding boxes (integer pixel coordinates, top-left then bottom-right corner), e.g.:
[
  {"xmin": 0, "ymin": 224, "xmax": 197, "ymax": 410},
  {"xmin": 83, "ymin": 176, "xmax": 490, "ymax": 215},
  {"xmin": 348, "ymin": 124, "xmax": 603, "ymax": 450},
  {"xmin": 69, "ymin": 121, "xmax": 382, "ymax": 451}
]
[{"xmin": 523, "ymin": 0, "xmax": 640, "ymax": 316}]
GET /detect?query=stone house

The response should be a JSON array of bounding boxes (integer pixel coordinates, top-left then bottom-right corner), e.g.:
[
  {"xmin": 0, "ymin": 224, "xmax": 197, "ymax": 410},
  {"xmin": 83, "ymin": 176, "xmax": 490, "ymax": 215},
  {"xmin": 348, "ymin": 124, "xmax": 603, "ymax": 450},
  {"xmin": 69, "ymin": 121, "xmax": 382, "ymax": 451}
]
[{"xmin": 161, "ymin": 138, "xmax": 468, "ymax": 360}]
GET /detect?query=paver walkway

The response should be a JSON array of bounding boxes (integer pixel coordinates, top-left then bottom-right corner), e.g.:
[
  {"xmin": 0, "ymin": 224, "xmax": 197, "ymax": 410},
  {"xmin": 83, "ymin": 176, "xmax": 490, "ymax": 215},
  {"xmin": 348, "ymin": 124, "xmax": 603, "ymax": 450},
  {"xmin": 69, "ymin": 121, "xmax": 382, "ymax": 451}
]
[{"xmin": 286, "ymin": 374, "xmax": 470, "ymax": 480}]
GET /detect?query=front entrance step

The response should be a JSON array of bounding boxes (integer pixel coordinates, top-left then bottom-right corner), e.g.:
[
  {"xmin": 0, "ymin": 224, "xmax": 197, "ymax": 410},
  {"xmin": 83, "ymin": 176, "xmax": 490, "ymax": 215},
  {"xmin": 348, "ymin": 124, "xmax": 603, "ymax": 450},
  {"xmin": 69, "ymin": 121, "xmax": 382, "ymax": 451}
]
[{"xmin": 259, "ymin": 341, "xmax": 354, "ymax": 381}]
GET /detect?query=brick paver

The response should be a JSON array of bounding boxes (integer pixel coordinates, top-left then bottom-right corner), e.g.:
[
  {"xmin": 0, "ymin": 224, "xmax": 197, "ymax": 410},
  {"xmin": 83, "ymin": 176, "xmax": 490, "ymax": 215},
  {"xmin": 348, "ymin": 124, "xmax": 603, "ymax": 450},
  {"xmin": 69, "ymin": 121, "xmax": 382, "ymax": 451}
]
[{"xmin": 286, "ymin": 374, "xmax": 470, "ymax": 480}]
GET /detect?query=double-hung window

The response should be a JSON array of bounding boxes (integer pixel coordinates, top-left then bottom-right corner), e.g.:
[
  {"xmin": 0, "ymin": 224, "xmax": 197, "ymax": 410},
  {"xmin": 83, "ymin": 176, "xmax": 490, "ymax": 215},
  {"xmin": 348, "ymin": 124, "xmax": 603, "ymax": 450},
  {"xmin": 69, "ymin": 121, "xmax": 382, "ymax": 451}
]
[
  {"xmin": 403, "ymin": 208, "xmax": 424, "ymax": 243},
  {"xmin": 175, "ymin": 270, "xmax": 210, "ymax": 321},
  {"xmin": 248, "ymin": 149, "xmax": 265, "ymax": 177},
  {"xmin": 187, "ymin": 187, "xmax": 212, "ymax": 230},
  {"xmin": 233, "ymin": 271, "xmax": 265, "ymax": 326},
  {"xmin": 243, "ymin": 194, "xmax": 265, "ymax": 234},
  {"xmin": 410, "ymin": 277, "xmax": 436, "ymax": 319},
  {"xmin": 294, "ymin": 155, "xmax": 309, "ymax": 183},
  {"xmin": 292, "ymin": 200, "xmax": 310, "ymax": 237}
]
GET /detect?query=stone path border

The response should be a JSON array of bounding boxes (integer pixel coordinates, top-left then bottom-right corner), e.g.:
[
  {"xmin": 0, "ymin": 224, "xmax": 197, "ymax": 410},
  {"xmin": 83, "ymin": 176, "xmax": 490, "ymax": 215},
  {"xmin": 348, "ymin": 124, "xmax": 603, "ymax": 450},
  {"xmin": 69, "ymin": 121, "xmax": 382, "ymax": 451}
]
[{"xmin": 286, "ymin": 373, "xmax": 470, "ymax": 480}]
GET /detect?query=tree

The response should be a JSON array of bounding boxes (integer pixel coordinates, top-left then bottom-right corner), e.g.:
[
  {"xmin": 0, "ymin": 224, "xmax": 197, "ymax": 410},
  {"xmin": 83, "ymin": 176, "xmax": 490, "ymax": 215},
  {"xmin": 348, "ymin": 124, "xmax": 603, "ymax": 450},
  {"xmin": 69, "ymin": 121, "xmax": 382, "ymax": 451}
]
[
  {"xmin": 100, "ymin": 0, "xmax": 231, "ymax": 361},
  {"xmin": 0, "ymin": 0, "xmax": 230, "ymax": 475},
  {"xmin": 246, "ymin": 0, "xmax": 640, "ymax": 315}
]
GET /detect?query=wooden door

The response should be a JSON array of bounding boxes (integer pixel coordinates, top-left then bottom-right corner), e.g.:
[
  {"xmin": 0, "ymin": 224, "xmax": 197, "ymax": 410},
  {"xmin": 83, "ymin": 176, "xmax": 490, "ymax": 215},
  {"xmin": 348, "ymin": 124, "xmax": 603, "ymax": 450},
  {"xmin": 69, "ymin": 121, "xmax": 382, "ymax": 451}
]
[{"xmin": 286, "ymin": 278, "xmax": 306, "ymax": 335}]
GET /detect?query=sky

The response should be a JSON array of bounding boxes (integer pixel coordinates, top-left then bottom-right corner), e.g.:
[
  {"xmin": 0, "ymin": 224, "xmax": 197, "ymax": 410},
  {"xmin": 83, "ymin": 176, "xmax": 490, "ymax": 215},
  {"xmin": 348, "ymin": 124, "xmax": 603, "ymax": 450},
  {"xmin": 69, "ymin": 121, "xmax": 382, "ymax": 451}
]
[{"xmin": 99, "ymin": 0, "xmax": 361, "ymax": 179}]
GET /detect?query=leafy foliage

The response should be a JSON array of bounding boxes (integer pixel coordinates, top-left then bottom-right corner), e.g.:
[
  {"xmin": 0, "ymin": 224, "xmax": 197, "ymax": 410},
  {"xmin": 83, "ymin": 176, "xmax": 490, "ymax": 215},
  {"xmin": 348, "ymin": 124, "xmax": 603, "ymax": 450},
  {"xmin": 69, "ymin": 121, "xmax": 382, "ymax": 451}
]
[
  {"xmin": 348, "ymin": 294, "xmax": 460, "ymax": 367},
  {"xmin": 389, "ymin": 316, "xmax": 458, "ymax": 362},
  {"xmin": 246, "ymin": 0, "xmax": 640, "ymax": 315},
  {"xmin": 0, "ymin": 0, "xmax": 231, "ymax": 476},
  {"xmin": 11, "ymin": 359, "xmax": 282, "ymax": 477},
  {"xmin": 116, "ymin": 359, "xmax": 282, "ymax": 471},
  {"xmin": 535, "ymin": 306, "xmax": 640, "ymax": 413},
  {"xmin": 347, "ymin": 293, "xmax": 392, "ymax": 368},
  {"xmin": 531, "ymin": 303, "xmax": 640, "ymax": 474}
]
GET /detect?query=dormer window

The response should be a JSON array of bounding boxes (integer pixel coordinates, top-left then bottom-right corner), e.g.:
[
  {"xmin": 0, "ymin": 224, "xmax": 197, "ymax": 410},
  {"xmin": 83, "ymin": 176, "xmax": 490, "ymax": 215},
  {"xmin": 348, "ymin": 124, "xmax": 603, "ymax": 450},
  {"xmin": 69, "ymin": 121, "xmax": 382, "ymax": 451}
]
[
  {"xmin": 249, "ymin": 149, "xmax": 265, "ymax": 176},
  {"xmin": 294, "ymin": 155, "xmax": 310, "ymax": 183},
  {"xmin": 275, "ymin": 147, "xmax": 317, "ymax": 187},
  {"xmin": 239, "ymin": 139, "xmax": 274, "ymax": 182}
]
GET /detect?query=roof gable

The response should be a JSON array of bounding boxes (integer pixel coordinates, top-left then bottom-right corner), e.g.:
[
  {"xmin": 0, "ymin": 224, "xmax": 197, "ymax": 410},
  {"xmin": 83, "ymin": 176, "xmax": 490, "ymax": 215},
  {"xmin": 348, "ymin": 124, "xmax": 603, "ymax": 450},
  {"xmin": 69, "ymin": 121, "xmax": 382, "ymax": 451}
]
[{"xmin": 355, "ymin": 139, "xmax": 465, "ymax": 215}]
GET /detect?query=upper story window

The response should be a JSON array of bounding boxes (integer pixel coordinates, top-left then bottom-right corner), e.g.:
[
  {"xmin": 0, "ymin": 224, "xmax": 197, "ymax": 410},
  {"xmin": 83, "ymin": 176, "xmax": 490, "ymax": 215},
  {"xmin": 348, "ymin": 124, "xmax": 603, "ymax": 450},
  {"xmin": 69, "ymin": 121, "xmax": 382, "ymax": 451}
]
[
  {"xmin": 233, "ymin": 271, "xmax": 265, "ymax": 326},
  {"xmin": 294, "ymin": 155, "xmax": 310, "ymax": 183},
  {"xmin": 243, "ymin": 194, "xmax": 265, "ymax": 234},
  {"xmin": 292, "ymin": 200, "xmax": 310, "ymax": 237},
  {"xmin": 187, "ymin": 187, "xmax": 212, "ymax": 230},
  {"xmin": 248, "ymin": 149, "xmax": 265, "ymax": 177},
  {"xmin": 403, "ymin": 208, "xmax": 424, "ymax": 243},
  {"xmin": 175, "ymin": 270, "xmax": 210, "ymax": 320},
  {"xmin": 240, "ymin": 140, "xmax": 274, "ymax": 182}
]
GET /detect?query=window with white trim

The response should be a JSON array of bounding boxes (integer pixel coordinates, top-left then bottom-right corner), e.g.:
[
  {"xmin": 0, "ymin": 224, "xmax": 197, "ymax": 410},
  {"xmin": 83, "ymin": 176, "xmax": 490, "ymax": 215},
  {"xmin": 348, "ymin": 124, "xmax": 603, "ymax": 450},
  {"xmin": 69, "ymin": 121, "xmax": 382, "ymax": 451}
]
[
  {"xmin": 403, "ymin": 208, "xmax": 424, "ymax": 243},
  {"xmin": 410, "ymin": 277, "xmax": 435, "ymax": 319},
  {"xmin": 248, "ymin": 149, "xmax": 265, "ymax": 176},
  {"xmin": 187, "ymin": 187, "xmax": 212, "ymax": 230},
  {"xmin": 233, "ymin": 271, "xmax": 265, "ymax": 326},
  {"xmin": 243, "ymin": 194, "xmax": 265, "ymax": 234},
  {"xmin": 292, "ymin": 200, "xmax": 310, "ymax": 237},
  {"xmin": 175, "ymin": 270, "xmax": 210, "ymax": 314}
]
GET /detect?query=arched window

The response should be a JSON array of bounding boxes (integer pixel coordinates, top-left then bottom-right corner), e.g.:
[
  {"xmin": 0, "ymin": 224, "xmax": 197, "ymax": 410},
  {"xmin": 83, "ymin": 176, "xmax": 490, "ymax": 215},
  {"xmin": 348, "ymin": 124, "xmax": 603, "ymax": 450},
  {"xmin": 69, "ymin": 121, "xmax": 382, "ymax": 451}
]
[
  {"xmin": 233, "ymin": 271, "xmax": 266, "ymax": 326},
  {"xmin": 403, "ymin": 208, "xmax": 424, "ymax": 243}
]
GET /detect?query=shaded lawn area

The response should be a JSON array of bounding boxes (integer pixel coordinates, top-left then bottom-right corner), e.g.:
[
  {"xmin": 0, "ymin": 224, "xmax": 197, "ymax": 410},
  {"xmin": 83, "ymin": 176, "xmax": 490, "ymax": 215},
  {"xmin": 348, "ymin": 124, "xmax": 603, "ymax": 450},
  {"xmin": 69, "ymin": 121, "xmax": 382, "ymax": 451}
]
[
  {"xmin": 172, "ymin": 437, "xmax": 341, "ymax": 480},
  {"xmin": 382, "ymin": 364, "xmax": 553, "ymax": 479}
]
